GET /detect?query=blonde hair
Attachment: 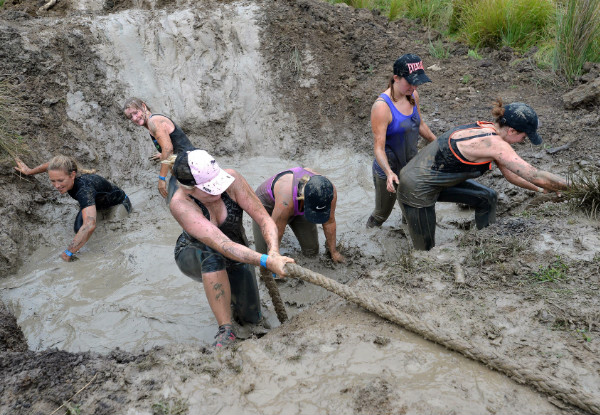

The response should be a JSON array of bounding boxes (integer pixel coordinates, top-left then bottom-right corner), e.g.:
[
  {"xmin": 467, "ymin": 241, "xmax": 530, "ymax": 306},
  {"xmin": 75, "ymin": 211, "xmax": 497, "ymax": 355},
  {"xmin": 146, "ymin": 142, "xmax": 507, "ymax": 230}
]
[
  {"xmin": 122, "ymin": 97, "xmax": 150, "ymax": 114},
  {"xmin": 48, "ymin": 155, "xmax": 96, "ymax": 175},
  {"xmin": 161, "ymin": 154, "xmax": 177, "ymax": 167}
]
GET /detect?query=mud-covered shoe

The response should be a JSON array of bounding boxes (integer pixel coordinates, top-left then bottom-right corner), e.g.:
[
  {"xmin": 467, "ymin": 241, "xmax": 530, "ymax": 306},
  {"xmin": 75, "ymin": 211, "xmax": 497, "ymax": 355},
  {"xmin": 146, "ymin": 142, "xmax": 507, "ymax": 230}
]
[
  {"xmin": 366, "ymin": 215, "xmax": 382, "ymax": 228},
  {"xmin": 122, "ymin": 195, "xmax": 132, "ymax": 214},
  {"xmin": 213, "ymin": 324, "xmax": 236, "ymax": 348}
]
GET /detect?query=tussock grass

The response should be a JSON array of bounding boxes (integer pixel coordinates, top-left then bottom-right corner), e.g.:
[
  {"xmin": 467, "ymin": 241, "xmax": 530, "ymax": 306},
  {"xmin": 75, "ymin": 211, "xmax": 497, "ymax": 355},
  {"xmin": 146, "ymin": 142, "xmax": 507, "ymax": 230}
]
[
  {"xmin": 564, "ymin": 169, "xmax": 600, "ymax": 218},
  {"xmin": 0, "ymin": 78, "xmax": 30, "ymax": 163},
  {"xmin": 428, "ymin": 39, "xmax": 450, "ymax": 58},
  {"xmin": 325, "ymin": 0, "xmax": 599, "ymax": 80},
  {"xmin": 460, "ymin": 0, "xmax": 554, "ymax": 50},
  {"xmin": 554, "ymin": 0, "xmax": 600, "ymax": 82},
  {"xmin": 404, "ymin": 0, "xmax": 452, "ymax": 27}
]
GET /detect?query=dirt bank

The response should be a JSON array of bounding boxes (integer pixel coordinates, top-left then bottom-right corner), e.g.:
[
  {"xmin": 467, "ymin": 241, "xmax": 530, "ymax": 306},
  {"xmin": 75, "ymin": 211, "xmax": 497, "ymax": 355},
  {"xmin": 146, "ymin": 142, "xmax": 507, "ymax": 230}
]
[{"xmin": 1, "ymin": 0, "xmax": 599, "ymax": 413}]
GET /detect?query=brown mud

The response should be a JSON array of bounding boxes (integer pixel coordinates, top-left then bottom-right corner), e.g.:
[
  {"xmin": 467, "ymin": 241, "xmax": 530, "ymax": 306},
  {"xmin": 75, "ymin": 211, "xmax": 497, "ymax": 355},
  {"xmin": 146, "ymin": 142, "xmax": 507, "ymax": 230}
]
[{"xmin": 1, "ymin": 0, "xmax": 600, "ymax": 413}]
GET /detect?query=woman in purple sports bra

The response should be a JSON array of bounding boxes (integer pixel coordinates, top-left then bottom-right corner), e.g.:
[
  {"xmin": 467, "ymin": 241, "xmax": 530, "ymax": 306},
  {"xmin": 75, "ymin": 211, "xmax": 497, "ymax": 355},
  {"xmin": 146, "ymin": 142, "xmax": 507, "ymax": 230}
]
[{"xmin": 366, "ymin": 54, "xmax": 436, "ymax": 228}]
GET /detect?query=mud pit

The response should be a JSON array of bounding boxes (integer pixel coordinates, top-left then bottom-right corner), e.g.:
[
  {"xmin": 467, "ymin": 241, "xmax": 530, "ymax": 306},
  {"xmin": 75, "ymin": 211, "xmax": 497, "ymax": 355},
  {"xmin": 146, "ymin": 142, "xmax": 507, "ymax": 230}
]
[{"xmin": 1, "ymin": 0, "xmax": 600, "ymax": 413}]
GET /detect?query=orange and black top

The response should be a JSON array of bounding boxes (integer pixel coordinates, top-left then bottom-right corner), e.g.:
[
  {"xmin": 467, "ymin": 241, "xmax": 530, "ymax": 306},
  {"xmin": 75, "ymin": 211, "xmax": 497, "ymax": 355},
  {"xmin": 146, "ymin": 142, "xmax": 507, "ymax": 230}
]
[
  {"xmin": 398, "ymin": 122, "xmax": 496, "ymax": 208},
  {"xmin": 435, "ymin": 121, "xmax": 494, "ymax": 174}
]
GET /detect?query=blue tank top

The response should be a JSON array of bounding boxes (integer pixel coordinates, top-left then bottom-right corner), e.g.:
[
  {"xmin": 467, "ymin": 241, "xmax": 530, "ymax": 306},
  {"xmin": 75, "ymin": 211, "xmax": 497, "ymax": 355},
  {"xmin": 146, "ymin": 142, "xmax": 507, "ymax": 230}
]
[{"xmin": 372, "ymin": 93, "xmax": 421, "ymax": 178}]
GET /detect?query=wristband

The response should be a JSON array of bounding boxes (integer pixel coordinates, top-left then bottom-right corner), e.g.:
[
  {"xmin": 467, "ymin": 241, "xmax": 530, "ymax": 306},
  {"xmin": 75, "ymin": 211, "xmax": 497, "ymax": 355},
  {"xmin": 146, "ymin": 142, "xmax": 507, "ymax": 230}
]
[
  {"xmin": 260, "ymin": 254, "xmax": 268, "ymax": 268},
  {"xmin": 64, "ymin": 249, "xmax": 73, "ymax": 257},
  {"xmin": 159, "ymin": 176, "xmax": 166, "ymax": 181}
]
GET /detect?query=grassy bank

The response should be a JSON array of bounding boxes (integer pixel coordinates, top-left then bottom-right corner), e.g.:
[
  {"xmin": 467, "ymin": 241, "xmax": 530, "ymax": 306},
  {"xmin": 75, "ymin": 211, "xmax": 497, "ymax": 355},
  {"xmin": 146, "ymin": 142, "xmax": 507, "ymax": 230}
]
[{"xmin": 327, "ymin": 0, "xmax": 600, "ymax": 82}]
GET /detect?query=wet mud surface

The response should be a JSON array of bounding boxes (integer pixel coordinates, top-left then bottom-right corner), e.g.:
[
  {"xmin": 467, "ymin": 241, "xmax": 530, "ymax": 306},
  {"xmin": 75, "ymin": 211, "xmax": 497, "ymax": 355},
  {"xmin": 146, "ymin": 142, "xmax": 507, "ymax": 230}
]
[{"xmin": 1, "ymin": 0, "xmax": 600, "ymax": 413}]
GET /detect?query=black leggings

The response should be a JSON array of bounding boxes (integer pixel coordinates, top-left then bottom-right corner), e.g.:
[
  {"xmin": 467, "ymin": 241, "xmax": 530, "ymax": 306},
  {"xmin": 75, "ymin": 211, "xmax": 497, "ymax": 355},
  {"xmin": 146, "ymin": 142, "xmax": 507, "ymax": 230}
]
[
  {"xmin": 400, "ymin": 179, "xmax": 497, "ymax": 250},
  {"xmin": 73, "ymin": 189, "xmax": 126, "ymax": 233}
]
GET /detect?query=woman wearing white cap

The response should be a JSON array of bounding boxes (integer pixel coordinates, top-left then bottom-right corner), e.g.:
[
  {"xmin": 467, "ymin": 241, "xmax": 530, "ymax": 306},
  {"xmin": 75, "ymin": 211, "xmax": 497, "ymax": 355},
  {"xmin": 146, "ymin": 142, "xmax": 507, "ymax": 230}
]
[
  {"xmin": 167, "ymin": 149, "xmax": 294, "ymax": 347},
  {"xmin": 398, "ymin": 99, "xmax": 568, "ymax": 251},
  {"xmin": 367, "ymin": 53, "xmax": 437, "ymax": 228}
]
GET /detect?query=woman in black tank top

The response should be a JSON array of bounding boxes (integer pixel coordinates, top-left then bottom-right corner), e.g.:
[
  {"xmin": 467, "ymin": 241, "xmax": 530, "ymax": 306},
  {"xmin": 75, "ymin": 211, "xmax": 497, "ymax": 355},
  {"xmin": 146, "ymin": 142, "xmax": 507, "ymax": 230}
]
[
  {"xmin": 167, "ymin": 150, "xmax": 295, "ymax": 347},
  {"xmin": 123, "ymin": 97, "xmax": 195, "ymax": 202},
  {"xmin": 398, "ymin": 99, "xmax": 569, "ymax": 251}
]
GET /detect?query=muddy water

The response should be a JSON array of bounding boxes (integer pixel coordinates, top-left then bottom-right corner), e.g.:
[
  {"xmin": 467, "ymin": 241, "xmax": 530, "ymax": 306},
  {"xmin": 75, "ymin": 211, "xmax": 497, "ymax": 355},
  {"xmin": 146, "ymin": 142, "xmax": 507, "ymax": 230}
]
[
  {"xmin": 1, "ymin": 149, "xmax": 476, "ymax": 353},
  {"xmin": 186, "ymin": 309, "xmax": 563, "ymax": 414}
]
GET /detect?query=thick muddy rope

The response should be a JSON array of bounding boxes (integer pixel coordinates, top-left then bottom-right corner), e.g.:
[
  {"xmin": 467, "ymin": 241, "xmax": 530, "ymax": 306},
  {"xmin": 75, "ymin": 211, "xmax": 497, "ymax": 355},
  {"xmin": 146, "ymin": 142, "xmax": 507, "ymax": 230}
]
[
  {"xmin": 259, "ymin": 272, "xmax": 288, "ymax": 323},
  {"xmin": 285, "ymin": 263, "xmax": 600, "ymax": 415}
]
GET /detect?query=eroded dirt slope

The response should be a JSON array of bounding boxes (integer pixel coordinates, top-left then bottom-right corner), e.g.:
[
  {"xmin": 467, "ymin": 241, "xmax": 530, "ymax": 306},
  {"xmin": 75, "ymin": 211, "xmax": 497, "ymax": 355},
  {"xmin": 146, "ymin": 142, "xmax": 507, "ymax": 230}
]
[{"xmin": 1, "ymin": 0, "xmax": 599, "ymax": 413}]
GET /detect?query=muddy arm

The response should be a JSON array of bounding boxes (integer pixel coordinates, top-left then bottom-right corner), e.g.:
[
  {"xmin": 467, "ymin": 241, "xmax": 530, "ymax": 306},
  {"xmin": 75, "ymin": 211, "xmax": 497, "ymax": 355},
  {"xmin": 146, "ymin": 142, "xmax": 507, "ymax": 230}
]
[
  {"xmin": 497, "ymin": 164, "xmax": 541, "ymax": 192},
  {"xmin": 372, "ymin": 99, "xmax": 398, "ymax": 193},
  {"xmin": 495, "ymin": 153, "xmax": 568, "ymax": 192},
  {"xmin": 14, "ymin": 157, "xmax": 49, "ymax": 176},
  {"xmin": 170, "ymin": 188, "xmax": 293, "ymax": 275},
  {"xmin": 61, "ymin": 205, "xmax": 97, "ymax": 262},
  {"xmin": 322, "ymin": 186, "xmax": 344, "ymax": 263},
  {"xmin": 148, "ymin": 116, "xmax": 174, "ymax": 198}
]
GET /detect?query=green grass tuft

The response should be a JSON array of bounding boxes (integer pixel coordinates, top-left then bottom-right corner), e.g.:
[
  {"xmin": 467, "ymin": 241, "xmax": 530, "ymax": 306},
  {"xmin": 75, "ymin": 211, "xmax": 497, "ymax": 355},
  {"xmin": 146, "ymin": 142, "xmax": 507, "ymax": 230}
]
[
  {"xmin": 531, "ymin": 256, "xmax": 569, "ymax": 283},
  {"xmin": 324, "ymin": 0, "xmax": 599, "ymax": 78},
  {"xmin": 461, "ymin": 0, "xmax": 554, "ymax": 50},
  {"xmin": 554, "ymin": 0, "xmax": 600, "ymax": 82},
  {"xmin": 564, "ymin": 169, "xmax": 600, "ymax": 218},
  {"xmin": 428, "ymin": 39, "xmax": 450, "ymax": 58}
]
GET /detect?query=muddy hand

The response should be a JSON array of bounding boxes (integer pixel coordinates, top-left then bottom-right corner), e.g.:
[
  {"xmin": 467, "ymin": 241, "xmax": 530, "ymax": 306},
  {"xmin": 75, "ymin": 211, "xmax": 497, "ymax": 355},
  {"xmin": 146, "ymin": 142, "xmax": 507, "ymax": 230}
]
[
  {"xmin": 330, "ymin": 250, "xmax": 345, "ymax": 263},
  {"xmin": 14, "ymin": 157, "xmax": 31, "ymax": 175},
  {"xmin": 267, "ymin": 253, "xmax": 295, "ymax": 277},
  {"xmin": 149, "ymin": 152, "xmax": 161, "ymax": 162},
  {"xmin": 158, "ymin": 180, "xmax": 168, "ymax": 198},
  {"xmin": 386, "ymin": 173, "xmax": 399, "ymax": 193},
  {"xmin": 60, "ymin": 251, "xmax": 73, "ymax": 262}
]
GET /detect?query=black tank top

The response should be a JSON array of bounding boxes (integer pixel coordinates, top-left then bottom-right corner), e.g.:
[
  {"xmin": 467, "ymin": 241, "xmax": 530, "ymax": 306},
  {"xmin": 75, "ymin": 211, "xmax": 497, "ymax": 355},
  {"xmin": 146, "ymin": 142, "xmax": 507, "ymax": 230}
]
[
  {"xmin": 182, "ymin": 191, "xmax": 247, "ymax": 247},
  {"xmin": 433, "ymin": 122, "xmax": 493, "ymax": 174},
  {"xmin": 148, "ymin": 114, "xmax": 195, "ymax": 154}
]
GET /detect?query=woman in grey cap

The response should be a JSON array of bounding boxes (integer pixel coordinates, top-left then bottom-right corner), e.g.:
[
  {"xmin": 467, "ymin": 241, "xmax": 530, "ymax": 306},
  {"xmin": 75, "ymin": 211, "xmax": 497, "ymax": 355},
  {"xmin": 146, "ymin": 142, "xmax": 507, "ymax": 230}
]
[
  {"xmin": 367, "ymin": 53, "xmax": 437, "ymax": 228},
  {"xmin": 397, "ymin": 99, "xmax": 568, "ymax": 251},
  {"xmin": 252, "ymin": 167, "xmax": 344, "ymax": 276}
]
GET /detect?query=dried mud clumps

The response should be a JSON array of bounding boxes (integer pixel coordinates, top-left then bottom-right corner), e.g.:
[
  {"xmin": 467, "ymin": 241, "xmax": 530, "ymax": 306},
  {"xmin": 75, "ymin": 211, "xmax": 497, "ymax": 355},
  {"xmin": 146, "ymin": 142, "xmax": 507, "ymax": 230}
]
[{"xmin": 0, "ymin": 300, "xmax": 27, "ymax": 353}]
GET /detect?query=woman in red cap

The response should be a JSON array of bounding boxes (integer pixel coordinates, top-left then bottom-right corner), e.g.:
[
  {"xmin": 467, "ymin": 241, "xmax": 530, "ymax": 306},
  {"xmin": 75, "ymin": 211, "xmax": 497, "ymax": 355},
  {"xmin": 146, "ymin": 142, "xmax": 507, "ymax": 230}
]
[
  {"xmin": 398, "ymin": 99, "xmax": 569, "ymax": 251},
  {"xmin": 167, "ymin": 149, "xmax": 294, "ymax": 347},
  {"xmin": 367, "ymin": 53, "xmax": 437, "ymax": 228}
]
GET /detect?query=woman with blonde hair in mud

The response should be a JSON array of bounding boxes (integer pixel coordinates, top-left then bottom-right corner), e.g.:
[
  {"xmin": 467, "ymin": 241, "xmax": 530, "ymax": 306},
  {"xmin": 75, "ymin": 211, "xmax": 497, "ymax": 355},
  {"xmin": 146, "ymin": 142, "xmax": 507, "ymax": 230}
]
[
  {"xmin": 397, "ymin": 99, "xmax": 569, "ymax": 251},
  {"xmin": 366, "ymin": 53, "xmax": 437, "ymax": 228},
  {"xmin": 166, "ymin": 149, "xmax": 294, "ymax": 348},
  {"xmin": 123, "ymin": 97, "xmax": 195, "ymax": 202},
  {"xmin": 14, "ymin": 155, "xmax": 131, "ymax": 261}
]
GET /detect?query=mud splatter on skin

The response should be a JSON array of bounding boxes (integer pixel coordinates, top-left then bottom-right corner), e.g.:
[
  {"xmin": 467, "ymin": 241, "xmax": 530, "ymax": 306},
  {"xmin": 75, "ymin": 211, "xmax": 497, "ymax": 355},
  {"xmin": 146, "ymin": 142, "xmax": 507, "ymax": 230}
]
[{"xmin": 1, "ymin": 0, "xmax": 600, "ymax": 412}]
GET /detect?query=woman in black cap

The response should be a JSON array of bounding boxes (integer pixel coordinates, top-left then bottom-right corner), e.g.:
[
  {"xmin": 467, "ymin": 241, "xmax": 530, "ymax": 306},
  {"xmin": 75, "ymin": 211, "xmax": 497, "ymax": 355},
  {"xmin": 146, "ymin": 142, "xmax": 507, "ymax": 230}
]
[
  {"xmin": 252, "ymin": 167, "xmax": 344, "ymax": 271},
  {"xmin": 397, "ymin": 99, "xmax": 569, "ymax": 251},
  {"xmin": 123, "ymin": 97, "xmax": 195, "ymax": 202},
  {"xmin": 167, "ymin": 149, "xmax": 294, "ymax": 347},
  {"xmin": 366, "ymin": 53, "xmax": 437, "ymax": 228}
]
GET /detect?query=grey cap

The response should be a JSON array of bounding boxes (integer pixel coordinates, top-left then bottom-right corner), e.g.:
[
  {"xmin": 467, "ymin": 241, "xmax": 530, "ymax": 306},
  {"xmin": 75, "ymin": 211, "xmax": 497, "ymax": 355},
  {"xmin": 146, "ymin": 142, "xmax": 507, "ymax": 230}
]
[{"xmin": 503, "ymin": 102, "xmax": 542, "ymax": 145}]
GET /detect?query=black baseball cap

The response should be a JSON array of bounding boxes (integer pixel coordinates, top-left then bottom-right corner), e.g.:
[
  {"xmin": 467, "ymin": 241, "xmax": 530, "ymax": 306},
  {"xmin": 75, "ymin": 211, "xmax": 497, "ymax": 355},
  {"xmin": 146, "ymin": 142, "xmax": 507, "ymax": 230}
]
[
  {"xmin": 304, "ymin": 176, "xmax": 334, "ymax": 224},
  {"xmin": 393, "ymin": 54, "xmax": 431, "ymax": 86},
  {"xmin": 503, "ymin": 102, "xmax": 542, "ymax": 145}
]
